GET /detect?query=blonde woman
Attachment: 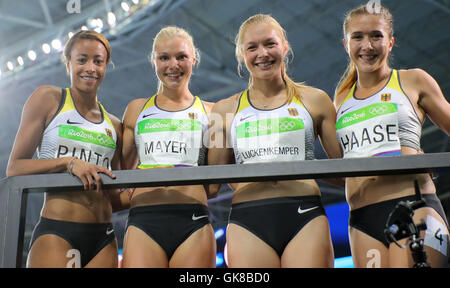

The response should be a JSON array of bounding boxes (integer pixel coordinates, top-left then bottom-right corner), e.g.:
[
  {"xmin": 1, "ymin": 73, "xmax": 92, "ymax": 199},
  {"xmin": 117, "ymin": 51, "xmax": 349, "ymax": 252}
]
[
  {"xmin": 208, "ymin": 14, "xmax": 342, "ymax": 267},
  {"xmin": 121, "ymin": 26, "xmax": 216, "ymax": 268}
]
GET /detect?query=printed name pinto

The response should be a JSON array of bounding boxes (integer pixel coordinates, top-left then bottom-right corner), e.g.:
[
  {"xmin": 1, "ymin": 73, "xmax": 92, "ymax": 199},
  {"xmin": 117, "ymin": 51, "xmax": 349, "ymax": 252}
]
[{"xmin": 57, "ymin": 145, "xmax": 111, "ymax": 169}]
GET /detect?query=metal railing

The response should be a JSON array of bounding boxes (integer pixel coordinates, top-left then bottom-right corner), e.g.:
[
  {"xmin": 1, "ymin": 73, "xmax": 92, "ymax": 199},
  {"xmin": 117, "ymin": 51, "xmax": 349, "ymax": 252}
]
[{"xmin": 1, "ymin": 153, "xmax": 450, "ymax": 267}]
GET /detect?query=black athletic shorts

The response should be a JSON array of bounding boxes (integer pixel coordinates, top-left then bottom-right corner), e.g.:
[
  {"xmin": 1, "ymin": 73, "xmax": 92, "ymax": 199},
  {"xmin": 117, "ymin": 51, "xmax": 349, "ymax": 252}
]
[
  {"xmin": 229, "ymin": 196, "xmax": 327, "ymax": 257},
  {"xmin": 29, "ymin": 217, "xmax": 115, "ymax": 267},
  {"xmin": 126, "ymin": 203, "xmax": 211, "ymax": 260},
  {"xmin": 349, "ymin": 194, "xmax": 449, "ymax": 247}
]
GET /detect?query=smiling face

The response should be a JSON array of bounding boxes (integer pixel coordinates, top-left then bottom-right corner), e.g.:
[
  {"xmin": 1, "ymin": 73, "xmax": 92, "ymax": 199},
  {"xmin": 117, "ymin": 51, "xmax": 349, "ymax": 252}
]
[
  {"xmin": 344, "ymin": 14, "xmax": 394, "ymax": 73},
  {"xmin": 67, "ymin": 39, "xmax": 107, "ymax": 93},
  {"xmin": 152, "ymin": 36, "xmax": 196, "ymax": 91},
  {"xmin": 240, "ymin": 22, "xmax": 289, "ymax": 81}
]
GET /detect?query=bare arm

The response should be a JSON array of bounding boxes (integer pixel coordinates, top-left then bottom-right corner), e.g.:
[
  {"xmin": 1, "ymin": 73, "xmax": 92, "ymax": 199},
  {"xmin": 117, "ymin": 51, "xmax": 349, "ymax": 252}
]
[
  {"xmin": 104, "ymin": 113, "xmax": 130, "ymax": 212},
  {"xmin": 7, "ymin": 86, "xmax": 116, "ymax": 192},
  {"xmin": 121, "ymin": 99, "xmax": 144, "ymax": 170},
  {"xmin": 306, "ymin": 89, "xmax": 344, "ymax": 187},
  {"xmin": 315, "ymin": 90, "xmax": 343, "ymax": 160},
  {"xmin": 7, "ymin": 86, "xmax": 70, "ymax": 176},
  {"xmin": 206, "ymin": 97, "xmax": 237, "ymax": 198},
  {"xmin": 117, "ymin": 99, "xmax": 146, "ymax": 201},
  {"xmin": 413, "ymin": 69, "xmax": 450, "ymax": 135}
]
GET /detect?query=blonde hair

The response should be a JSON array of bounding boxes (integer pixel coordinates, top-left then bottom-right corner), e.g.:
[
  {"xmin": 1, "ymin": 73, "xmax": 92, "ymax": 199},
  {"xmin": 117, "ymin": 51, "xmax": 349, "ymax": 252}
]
[
  {"xmin": 334, "ymin": 4, "xmax": 394, "ymax": 99},
  {"xmin": 62, "ymin": 30, "xmax": 112, "ymax": 65},
  {"xmin": 150, "ymin": 26, "xmax": 200, "ymax": 93},
  {"xmin": 235, "ymin": 14, "xmax": 307, "ymax": 103}
]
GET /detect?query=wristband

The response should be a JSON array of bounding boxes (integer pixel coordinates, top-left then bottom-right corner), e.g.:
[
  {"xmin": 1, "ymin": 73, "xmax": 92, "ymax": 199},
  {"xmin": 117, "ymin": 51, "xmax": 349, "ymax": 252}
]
[{"xmin": 67, "ymin": 157, "xmax": 78, "ymax": 176}]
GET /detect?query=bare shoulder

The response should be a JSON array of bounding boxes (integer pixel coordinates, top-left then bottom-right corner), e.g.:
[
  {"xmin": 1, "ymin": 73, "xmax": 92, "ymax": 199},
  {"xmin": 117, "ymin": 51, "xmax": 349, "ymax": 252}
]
[
  {"xmin": 201, "ymin": 100, "xmax": 215, "ymax": 115},
  {"xmin": 212, "ymin": 92, "xmax": 241, "ymax": 116},
  {"xmin": 121, "ymin": 97, "xmax": 147, "ymax": 129},
  {"xmin": 300, "ymin": 86, "xmax": 333, "ymax": 107},
  {"xmin": 25, "ymin": 85, "xmax": 62, "ymax": 115},
  {"xmin": 127, "ymin": 97, "xmax": 148, "ymax": 109},
  {"xmin": 301, "ymin": 86, "xmax": 329, "ymax": 99},
  {"xmin": 399, "ymin": 68, "xmax": 441, "ymax": 93},
  {"xmin": 123, "ymin": 98, "xmax": 147, "ymax": 117},
  {"xmin": 398, "ymin": 68, "xmax": 428, "ymax": 80},
  {"xmin": 29, "ymin": 85, "xmax": 62, "ymax": 103},
  {"xmin": 398, "ymin": 68, "xmax": 437, "ymax": 87}
]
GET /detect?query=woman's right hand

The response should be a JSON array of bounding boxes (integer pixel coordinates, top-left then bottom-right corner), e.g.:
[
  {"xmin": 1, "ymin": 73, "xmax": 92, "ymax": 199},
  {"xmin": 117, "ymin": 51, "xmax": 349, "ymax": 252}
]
[{"xmin": 67, "ymin": 157, "xmax": 116, "ymax": 193}]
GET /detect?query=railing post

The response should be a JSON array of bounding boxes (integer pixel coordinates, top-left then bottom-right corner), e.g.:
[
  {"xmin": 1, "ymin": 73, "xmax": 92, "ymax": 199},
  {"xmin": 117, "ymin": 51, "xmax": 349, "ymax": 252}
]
[
  {"xmin": 0, "ymin": 178, "xmax": 27, "ymax": 267},
  {"xmin": 0, "ymin": 178, "xmax": 8, "ymax": 267}
]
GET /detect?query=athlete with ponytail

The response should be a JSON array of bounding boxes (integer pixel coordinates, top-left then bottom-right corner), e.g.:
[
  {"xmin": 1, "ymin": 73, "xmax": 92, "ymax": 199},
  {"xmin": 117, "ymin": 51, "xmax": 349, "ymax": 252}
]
[
  {"xmin": 208, "ymin": 14, "xmax": 342, "ymax": 267},
  {"xmin": 334, "ymin": 4, "xmax": 449, "ymax": 267}
]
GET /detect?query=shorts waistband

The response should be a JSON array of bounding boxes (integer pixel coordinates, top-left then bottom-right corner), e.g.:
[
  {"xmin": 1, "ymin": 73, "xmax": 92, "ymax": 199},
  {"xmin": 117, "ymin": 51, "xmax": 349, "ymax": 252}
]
[
  {"xmin": 39, "ymin": 217, "xmax": 112, "ymax": 229},
  {"xmin": 129, "ymin": 203, "xmax": 209, "ymax": 216},
  {"xmin": 232, "ymin": 195, "xmax": 323, "ymax": 209}
]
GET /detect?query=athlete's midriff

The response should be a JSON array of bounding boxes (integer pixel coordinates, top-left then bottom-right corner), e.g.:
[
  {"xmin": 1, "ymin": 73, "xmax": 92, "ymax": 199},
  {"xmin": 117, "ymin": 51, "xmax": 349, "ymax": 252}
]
[
  {"xmin": 232, "ymin": 179, "xmax": 320, "ymax": 204},
  {"xmin": 346, "ymin": 146, "xmax": 436, "ymax": 210},
  {"xmin": 42, "ymin": 191, "xmax": 113, "ymax": 223},
  {"xmin": 130, "ymin": 184, "xmax": 208, "ymax": 208}
]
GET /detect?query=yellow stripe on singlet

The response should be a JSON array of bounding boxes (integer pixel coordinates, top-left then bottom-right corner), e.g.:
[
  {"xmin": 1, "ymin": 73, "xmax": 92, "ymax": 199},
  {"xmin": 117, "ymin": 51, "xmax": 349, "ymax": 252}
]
[
  {"xmin": 142, "ymin": 94, "xmax": 157, "ymax": 112},
  {"xmin": 59, "ymin": 88, "xmax": 76, "ymax": 114},
  {"xmin": 98, "ymin": 102, "xmax": 114, "ymax": 128},
  {"xmin": 386, "ymin": 69, "xmax": 404, "ymax": 95},
  {"xmin": 341, "ymin": 84, "xmax": 356, "ymax": 106},
  {"xmin": 236, "ymin": 89, "xmax": 251, "ymax": 114}
]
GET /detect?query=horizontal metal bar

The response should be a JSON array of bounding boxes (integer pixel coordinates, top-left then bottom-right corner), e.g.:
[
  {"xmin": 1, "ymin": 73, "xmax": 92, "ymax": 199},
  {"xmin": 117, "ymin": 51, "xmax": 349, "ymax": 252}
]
[
  {"xmin": 1, "ymin": 152, "xmax": 450, "ymax": 267},
  {"xmin": 2, "ymin": 153, "xmax": 449, "ymax": 193}
]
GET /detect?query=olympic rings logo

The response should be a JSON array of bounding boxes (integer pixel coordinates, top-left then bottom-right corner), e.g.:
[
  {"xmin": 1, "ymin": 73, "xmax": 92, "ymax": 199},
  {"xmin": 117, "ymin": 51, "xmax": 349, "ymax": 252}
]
[
  {"xmin": 96, "ymin": 134, "xmax": 112, "ymax": 145},
  {"xmin": 279, "ymin": 120, "xmax": 296, "ymax": 130},
  {"xmin": 369, "ymin": 105, "xmax": 388, "ymax": 115},
  {"xmin": 244, "ymin": 120, "xmax": 297, "ymax": 133},
  {"xmin": 174, "ymin": 120, "xmax": 193, "ymax": 130},
  {"xmin": 97, "ymin": 135, "xmax": 108, "ymax": 144}
]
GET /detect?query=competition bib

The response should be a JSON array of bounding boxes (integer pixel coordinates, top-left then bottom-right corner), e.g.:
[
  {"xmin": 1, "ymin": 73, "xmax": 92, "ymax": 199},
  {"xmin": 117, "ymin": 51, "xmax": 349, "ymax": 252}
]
[
  {"xmin": 137, "ymin": 118, "xmax": 202, "ymax": 168},
  {"xmin": 56, "ymin": 125, "xmax": 116, "ymax": 169},
  {"xmin": 336, "ymin": 103, "xmax": 401, "ymax": 158},
  {"xmin": 235, "ymin": 117, "xmax": 305, "ymax": 163}
]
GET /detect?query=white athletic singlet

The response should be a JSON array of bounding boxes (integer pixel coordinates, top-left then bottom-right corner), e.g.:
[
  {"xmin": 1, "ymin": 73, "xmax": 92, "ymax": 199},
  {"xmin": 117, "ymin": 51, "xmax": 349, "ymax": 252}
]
[
  {"xmin": 336, "ymin": 69, "xmax": 422, "ymax": 158},
  {"xmin": 230, "ymin": 89, "xmax": 315, "ymax": 164},
  {"xmin": 38, "ymin": 88, "xmax": 117, "ymax": 169},
  {"xmin": 134, "ymin": 94, "xmax": 209, "ymax": 169}
]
